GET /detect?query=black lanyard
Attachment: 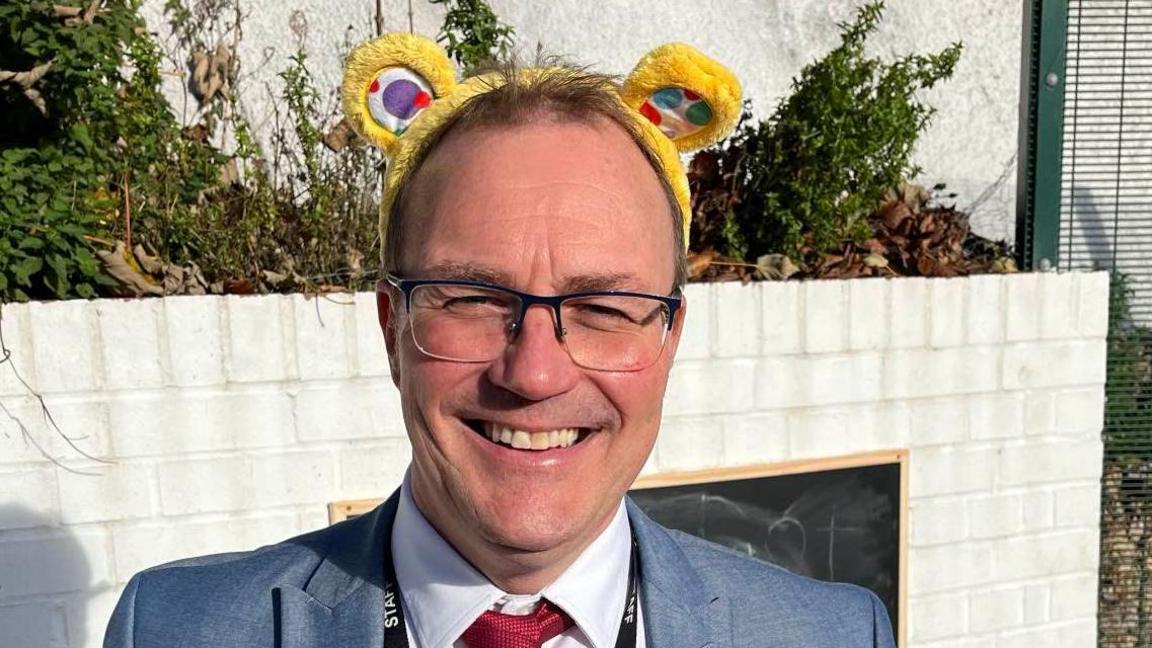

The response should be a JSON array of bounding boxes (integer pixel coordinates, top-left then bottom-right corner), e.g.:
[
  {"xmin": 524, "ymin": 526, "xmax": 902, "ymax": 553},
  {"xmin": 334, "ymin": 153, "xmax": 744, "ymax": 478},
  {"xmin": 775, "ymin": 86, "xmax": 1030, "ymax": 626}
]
[{"xmin": 382, "ymin": 539, "xmax": 641, "ymax": 648}]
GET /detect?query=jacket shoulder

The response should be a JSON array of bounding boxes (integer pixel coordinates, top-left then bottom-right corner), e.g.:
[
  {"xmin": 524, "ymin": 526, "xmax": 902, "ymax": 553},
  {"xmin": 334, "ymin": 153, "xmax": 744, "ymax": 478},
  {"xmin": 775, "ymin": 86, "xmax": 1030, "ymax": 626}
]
[
  {"xmin": 104, "ymin": 519, "xmax": 353, "ymax": 648},
  {"xmin": 135, "ymin": 518, "xmax": 339, "ymax": 591},
  {"xmin": 667, "ymin": 529, "xmax": 894, "ymax": 648}
]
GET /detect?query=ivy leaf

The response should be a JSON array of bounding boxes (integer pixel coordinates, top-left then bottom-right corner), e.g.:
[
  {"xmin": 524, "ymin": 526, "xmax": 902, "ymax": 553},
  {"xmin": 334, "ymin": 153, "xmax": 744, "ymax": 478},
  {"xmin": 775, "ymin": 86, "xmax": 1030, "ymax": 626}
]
[
  {"xmin": 13, "ymin": 255, "xmax": 43, "ymax": 286},
  {"xmin": 70, "ymin": 125, "xmax": 94, "ymax": 150},
  {"xmin": 18, "ymin": 237, "xmax": 44, "ymax": 251}
]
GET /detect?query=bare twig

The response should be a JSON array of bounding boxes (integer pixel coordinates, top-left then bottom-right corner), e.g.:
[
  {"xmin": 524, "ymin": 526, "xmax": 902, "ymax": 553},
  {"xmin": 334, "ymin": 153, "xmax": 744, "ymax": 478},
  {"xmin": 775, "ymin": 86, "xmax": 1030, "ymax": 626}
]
[
  {"xmin": 319, "ymin": 293, "xmax": 355, "ymax": 306},
  {"xmin": 82, "ymin": 234, "xmax": 117, "ymax": 248},
  {"xmin": 0, "ymin": 305, "xmax": 112, "ymax": 473},
  {"xmin": 221, "ymin": 0, "xmax": 245, "ymax": 149},
  {"xmin": 966, "ymin": 152, "xmax": 1017, "ymax": 216},
  {"xmin": 122, "ymin": 172, "xmax": 132, "ymax": 249},
  {"xmin": 709, "ymin": 261, "xmax": 762, "ymax": 269},
  {"xmin": 313, "ymin": 294, "xmax": 325, "ymax": 327},
  {"xmin": 407, "ymin": 0, "xmax": 414, "ymax": 33},
  {"xmin": 0, "ymin": 400, "xmax": 102, "ymax": 476}
]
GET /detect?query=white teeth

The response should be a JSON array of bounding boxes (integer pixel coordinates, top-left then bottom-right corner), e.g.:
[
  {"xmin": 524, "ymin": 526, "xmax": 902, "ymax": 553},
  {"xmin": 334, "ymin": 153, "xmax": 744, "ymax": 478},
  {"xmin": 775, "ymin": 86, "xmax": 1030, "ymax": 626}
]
[{"xmin": 482, "ymin": 423, "xmax": 582, "ymax": 451}]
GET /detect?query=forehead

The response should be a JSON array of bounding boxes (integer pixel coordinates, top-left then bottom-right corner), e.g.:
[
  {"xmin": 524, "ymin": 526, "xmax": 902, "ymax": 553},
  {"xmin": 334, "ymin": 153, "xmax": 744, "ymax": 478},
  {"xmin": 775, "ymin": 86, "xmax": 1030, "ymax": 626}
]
[{"xmin": 399, "ymin": 118, "xmax": 676, "ymax": 291}]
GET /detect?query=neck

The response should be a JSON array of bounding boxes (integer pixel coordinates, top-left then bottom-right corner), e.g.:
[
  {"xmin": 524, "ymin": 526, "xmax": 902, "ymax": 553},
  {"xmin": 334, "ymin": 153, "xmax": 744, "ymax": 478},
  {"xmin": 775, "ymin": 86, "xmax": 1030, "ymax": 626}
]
[{"xmin": 408, "ymin": 481, "xmax": 617, "ymax": 595}]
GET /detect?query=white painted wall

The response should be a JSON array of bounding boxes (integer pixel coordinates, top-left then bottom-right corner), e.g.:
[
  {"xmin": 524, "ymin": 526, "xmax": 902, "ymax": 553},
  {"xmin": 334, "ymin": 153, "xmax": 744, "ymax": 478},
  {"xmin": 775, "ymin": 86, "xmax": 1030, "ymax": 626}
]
[
  {"xmin": 138, "ymin": 0, "xmax": 1023, "ymax": 242},
  {"xmin": 0, "ymin": 272, "xmax": 1108, "ymax": 647}
]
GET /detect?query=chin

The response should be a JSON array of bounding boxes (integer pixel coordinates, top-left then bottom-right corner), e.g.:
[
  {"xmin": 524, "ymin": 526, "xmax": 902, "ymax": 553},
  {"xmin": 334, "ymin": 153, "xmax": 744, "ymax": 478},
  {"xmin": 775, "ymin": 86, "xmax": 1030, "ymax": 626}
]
[{"xmin": 474, "ymin": 492, "xmax": 604, "ymax": 554}]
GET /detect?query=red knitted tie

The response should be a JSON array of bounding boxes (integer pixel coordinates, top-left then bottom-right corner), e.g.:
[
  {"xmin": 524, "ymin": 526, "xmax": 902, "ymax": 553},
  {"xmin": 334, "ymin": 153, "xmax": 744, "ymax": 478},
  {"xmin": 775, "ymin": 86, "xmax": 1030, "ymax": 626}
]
[{"xmin": 461, "ymin": 599, "xmax": 574, "ymax": 648}]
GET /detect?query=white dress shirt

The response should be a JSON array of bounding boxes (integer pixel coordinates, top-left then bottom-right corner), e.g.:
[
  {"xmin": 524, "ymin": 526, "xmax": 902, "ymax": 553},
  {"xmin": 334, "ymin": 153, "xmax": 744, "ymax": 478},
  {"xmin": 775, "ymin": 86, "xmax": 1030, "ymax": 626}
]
[{"xmin": 392, "ymin": 478, "xmax": 647, "ymax": 647}]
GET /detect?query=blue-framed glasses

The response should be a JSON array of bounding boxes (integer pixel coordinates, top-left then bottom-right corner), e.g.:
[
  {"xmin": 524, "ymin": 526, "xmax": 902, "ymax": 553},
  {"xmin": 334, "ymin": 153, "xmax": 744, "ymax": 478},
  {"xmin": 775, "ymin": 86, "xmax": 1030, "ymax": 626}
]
[{"xmin": 384, "ymin": 274, "xmax": 682, "ymax": 372}]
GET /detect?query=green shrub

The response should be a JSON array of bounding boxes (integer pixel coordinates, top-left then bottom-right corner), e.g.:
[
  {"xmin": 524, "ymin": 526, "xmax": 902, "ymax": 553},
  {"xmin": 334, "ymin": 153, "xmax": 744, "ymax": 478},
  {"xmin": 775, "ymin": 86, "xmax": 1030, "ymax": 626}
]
[
  {"xmin": 693, "ymin": 1, "xmax": 961, "ymax": 261},
  {"xmin": 0, "ymin": 0, "xmax": 383, "ymax": 300},
  {"xmin": 126, "ymin": 29, "xmax": 384, "ymax": 293},
  {"xmin": 0, "ymin": 0, "xmax": 227, "ymax": 301},
  {"xmin": 430, "ymin": 0, "xmax": 515, "ymax": 71},
  {"xmin": 1104, "ymin": 273, "xmax": 1152, "ymax": 459}
]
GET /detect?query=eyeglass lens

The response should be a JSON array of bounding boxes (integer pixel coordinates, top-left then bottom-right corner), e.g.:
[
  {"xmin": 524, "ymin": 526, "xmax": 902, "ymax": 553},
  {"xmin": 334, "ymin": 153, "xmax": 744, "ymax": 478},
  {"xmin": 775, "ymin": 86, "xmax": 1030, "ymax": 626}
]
[{"xmin": 406, "ymin": 283, "xmax": 671, "ymax": 371}]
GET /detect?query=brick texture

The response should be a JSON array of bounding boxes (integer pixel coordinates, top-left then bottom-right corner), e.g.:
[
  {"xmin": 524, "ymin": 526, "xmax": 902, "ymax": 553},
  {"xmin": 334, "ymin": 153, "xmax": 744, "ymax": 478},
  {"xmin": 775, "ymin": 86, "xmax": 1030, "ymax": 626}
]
[
  {"xmin": 713, "ymin": 282, "xmax": 761, "ymax": 357},
  {"xmin": 164, "ymin": 296, "xmax": 226, "ymax": 386},
  {"xmin": 29, "ymin": 301, "xmax": 101, "ymax": 394},
  {"xmin": 353, "ymin": 292, "xmax": 391, "ymax": 376},
  {"xmin": 96, "ymin": 299, "xmax": 165, "ymax": 391},
  {"xmin": 676, "ymin": 283, "xmax": 713, "ymax": 360},
  {"xmin": 0, "ymin": 305, "xmax": 36, "ymax": 396}
]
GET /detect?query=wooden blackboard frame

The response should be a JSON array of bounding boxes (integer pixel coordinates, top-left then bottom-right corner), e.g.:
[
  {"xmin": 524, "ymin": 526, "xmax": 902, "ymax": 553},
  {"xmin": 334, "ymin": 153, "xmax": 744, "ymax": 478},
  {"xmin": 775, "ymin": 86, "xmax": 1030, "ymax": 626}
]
[
  {"xmin": 632, "ymin": 449, "xmax": 908, "ymax": 648},
  {"xmin": 328, "ymin": 498, "xmax": 381, "ymax": 524}
]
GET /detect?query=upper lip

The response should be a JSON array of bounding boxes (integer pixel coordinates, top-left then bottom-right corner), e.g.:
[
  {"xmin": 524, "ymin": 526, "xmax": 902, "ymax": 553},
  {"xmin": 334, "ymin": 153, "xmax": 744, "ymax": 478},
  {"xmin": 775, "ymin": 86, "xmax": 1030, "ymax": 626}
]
[{"xmin": 468, "ymin": 418, "xmax": 596, "ymax": 433}]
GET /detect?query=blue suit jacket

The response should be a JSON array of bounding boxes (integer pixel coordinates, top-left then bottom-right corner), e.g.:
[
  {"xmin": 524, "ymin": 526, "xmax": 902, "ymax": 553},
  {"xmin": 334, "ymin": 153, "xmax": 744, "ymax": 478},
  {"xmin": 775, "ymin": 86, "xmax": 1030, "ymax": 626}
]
[{"xmin": 104, "ymin": 492, "xmax": 895, "ymax": 647}]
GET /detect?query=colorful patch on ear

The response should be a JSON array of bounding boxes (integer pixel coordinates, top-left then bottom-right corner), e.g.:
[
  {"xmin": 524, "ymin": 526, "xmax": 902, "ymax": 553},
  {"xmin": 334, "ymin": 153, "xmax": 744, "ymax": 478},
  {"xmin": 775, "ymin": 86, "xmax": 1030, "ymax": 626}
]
[
  {"xmin": 640, "ymin": 87, "xmax": 714, "ymax": 140},
  {"xmin": 621, "ymin": 43, "xmax": 742, "ymax": 153},
  {"xmin": 342, "ymin": 33, "xmax": 456, "ymax": 154},
  {"xmin": 367, "ymin": 68, "xmax": 434, "ymax": 135}
]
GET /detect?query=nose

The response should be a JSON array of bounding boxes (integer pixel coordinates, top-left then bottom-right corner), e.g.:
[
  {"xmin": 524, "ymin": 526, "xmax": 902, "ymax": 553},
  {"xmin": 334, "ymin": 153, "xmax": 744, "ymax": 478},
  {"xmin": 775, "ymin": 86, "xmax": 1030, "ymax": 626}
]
[{"xmin": 487, "ymin": 303, "xmax": 581, "ymax": 400}]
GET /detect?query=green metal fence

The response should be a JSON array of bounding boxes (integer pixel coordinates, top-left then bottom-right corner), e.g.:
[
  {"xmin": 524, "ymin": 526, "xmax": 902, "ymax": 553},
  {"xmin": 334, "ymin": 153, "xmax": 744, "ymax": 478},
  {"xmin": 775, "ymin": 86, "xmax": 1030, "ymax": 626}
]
[{"xmin": 1022, "ymin": 0, "xmax": 1152, "ymax": 644}]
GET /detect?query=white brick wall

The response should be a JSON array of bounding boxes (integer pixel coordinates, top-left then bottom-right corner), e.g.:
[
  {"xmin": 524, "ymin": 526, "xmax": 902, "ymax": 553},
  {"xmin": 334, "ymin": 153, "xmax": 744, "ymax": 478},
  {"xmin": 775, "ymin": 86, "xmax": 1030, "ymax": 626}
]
[{"xmin": 0, "ymin": 273, "xmax": 1109, "ymax": 647}]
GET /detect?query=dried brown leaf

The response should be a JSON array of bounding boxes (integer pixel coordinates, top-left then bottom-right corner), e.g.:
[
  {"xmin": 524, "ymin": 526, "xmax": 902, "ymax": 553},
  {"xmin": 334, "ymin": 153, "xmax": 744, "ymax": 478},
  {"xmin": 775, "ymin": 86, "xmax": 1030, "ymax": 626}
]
[
  {"xmin": 878, "ymin": 201, "xmax": 912, "ymax": 230},
  {"xmin": 755, "ymin": 254, "xmax": 800, "ymax": 280},
  {"xmin": 687, "ymin": 250, "xmax": 718, "ymax": 279},
  {"xmin": 97, "ymin": 242, "xmax": 164, "ymax": 296},
  {"xmin": 324, "ymin": 118, "xmax": 355, "ymax": 153}
]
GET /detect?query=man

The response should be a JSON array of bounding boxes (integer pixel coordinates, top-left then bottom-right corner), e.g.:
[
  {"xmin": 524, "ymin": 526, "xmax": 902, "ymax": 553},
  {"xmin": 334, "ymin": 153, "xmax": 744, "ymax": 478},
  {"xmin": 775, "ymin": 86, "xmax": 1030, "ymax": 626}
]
[{"xmin": 105, "ymin": 35, "xmax": 894, "ymax": 648}]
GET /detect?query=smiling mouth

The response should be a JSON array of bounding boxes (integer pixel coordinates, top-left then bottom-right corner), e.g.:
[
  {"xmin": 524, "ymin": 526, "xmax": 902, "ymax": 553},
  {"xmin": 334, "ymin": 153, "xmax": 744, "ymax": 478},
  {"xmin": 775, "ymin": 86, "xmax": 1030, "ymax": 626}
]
[{"xmin": 468, "ymin": 420, "xmax": 588, "ymax": 450}]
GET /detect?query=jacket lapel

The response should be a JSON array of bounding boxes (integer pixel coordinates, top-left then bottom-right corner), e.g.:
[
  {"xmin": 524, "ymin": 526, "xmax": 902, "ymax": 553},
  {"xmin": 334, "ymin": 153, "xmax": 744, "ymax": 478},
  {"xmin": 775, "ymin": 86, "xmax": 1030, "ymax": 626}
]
[
  {"xmin": 628, "ymin": 499, "xmax": 729, "ymax": 648},
  {"xmin": 274, "ymin": 493, "xmax": 727, "ymax": 648},
  {"xmin": 276, "ymin": 491, "xmax": 401, "ymax": 648}
]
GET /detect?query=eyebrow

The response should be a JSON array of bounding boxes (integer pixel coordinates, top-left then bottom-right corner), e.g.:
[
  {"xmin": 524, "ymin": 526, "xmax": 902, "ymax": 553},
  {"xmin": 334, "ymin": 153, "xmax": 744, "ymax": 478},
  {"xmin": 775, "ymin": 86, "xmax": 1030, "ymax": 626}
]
[
  {"xmin": 414, "ymin": 261, "xmax": 647, "ymax": 293},
  {"xmin": 561, "ymin": 273, "xmax": 644, "ymax": 292},
  {"xmin": 418, "ymin": 261, "xmax": 511, "ymax": 284}
]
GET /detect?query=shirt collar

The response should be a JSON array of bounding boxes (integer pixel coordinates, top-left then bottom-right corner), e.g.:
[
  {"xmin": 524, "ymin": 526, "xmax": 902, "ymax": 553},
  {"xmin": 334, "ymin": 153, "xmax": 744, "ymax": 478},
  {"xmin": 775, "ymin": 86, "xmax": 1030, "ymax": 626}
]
[
  {"xmin": 541, "ymin": 499, "xmax": 634, "ymax": 648},
  {"xmin": 391, "ymin": 475, "xmax": 634, "ymax": 648}
]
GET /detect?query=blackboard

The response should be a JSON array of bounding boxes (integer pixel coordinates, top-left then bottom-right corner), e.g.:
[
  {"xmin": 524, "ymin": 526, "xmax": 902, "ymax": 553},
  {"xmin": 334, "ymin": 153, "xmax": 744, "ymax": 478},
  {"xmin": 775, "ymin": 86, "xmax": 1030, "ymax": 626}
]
[{"xmin": 630, "ymin": 451, "xmax": 906, "ymax": 645}]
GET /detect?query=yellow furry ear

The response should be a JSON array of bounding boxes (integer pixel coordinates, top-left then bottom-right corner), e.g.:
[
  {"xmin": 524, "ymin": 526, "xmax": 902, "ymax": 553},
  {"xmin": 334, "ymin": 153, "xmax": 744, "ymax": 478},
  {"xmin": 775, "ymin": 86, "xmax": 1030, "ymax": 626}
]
[
  {"xmin": 341, "ymin": 33, "xmax": 457, "ymax": 154},
  {"xmin": 620, "ymin": 43, "xmax": 742, "ymax": 153}
]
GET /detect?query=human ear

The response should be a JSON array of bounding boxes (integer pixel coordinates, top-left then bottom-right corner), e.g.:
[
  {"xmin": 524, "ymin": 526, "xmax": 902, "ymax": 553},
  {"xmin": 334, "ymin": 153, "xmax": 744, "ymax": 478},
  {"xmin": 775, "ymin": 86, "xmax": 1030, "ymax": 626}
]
[
  {"xmin": 663, "ymin": 295, "xmax": 688, "ymax": 365},
  {"xmin": 376, "ymin": 287, "xmax": 403, "ymax": 384}
]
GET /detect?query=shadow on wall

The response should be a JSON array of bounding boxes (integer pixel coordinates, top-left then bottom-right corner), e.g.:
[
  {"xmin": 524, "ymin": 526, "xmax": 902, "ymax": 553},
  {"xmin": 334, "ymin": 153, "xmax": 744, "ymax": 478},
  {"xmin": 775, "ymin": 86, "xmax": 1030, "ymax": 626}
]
[
  {"xmin": 1064, "ymin": 184, "xmax": 1115, "ymax": 269},
  {"xmin": 0, "ymin": 504, "xmax": 93, "ymax": 648}
]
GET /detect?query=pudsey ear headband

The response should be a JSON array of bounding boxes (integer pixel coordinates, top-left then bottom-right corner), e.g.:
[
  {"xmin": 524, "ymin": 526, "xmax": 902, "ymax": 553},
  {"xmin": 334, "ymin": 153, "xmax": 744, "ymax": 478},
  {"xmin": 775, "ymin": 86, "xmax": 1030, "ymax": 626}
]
[{"xmin": 341, "ymin": 33, "xmax": 742, "ymax": 253}]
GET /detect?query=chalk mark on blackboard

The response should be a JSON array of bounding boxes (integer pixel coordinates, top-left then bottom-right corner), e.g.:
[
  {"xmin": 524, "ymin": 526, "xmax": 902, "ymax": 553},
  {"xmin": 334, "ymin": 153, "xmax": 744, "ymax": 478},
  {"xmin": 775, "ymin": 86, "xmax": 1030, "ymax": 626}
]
[
  {"xmin": 633, "ymin": 473, "xmax": 893, "ymax": 585},
  {"xmin": 630, "ymin": 462, "xmax": 901, "ymax": 635},
  {"xmin": 826, "ymin": 510, "xmax": 836, "ymax": 580}
]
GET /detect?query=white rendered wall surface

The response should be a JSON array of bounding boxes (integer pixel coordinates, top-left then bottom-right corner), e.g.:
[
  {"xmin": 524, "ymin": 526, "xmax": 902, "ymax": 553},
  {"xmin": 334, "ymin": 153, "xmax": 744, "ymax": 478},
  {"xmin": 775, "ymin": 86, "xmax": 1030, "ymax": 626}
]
[
  {"xmin": 0, "ymin": 272, "xmax": 1109, "ymax": 647},
  {"xmin": 138, "ymin": 0, "xmax": 1023, "ymax": 242}
]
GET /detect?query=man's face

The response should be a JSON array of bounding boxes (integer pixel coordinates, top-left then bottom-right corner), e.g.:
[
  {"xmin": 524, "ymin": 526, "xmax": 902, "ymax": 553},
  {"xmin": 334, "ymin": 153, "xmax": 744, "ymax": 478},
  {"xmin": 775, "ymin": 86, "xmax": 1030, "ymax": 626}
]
[{"xmin": 378, "ymin": 117, "xmax": 684, "ymax": 557}]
